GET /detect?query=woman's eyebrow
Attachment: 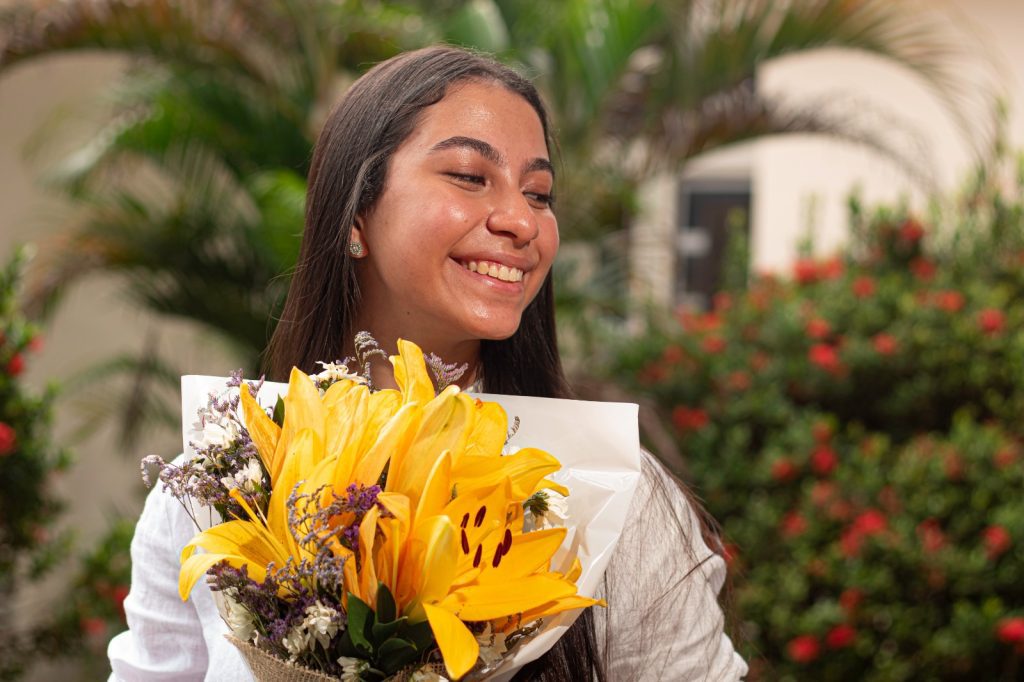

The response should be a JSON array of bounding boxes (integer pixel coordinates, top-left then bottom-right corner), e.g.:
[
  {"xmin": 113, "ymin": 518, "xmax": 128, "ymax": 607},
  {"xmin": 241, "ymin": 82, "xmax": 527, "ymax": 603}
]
[
  {"xmin": 430, "ymin": 136, "xmax": 505, "ymax": 166},
  {"xmin": 429, "ymin": 135, "xmax": 553, "ymax": 177}
]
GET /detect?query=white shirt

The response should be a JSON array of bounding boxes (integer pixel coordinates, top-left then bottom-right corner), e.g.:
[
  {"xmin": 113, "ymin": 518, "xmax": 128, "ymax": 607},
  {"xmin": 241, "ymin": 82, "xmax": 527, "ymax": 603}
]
[{"xmin": 108, "ymin": 451, "xmax": 747, "ymax": 681}]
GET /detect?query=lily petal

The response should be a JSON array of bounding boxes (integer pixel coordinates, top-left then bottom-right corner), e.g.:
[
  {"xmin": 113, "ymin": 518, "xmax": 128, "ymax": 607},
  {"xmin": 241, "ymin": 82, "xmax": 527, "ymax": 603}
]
[
  {"xmin": 393, "ymin": 339, "xmax": 436, "ymax": 406},
  {"xmin": 423, "ymin": 603, "xmax": 479, "ymax": 680},
  {"xmin": 239, "ymin": 384, "xmax": 280, "ymax": 475}
]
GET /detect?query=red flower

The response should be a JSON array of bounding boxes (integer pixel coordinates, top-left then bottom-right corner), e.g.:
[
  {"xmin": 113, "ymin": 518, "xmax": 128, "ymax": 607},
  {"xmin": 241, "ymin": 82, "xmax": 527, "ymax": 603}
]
[
  {"xmin": 787, "ymin": 635, "xmax": 821, "ymax": 663},
  {"xmin": 806, "ymin": 317, "xmax": 831, "ymax": 340},
  {"xmin": 111, "ymin": 584, "xmax": 130, "ymax": 619},
  {"xmin": 878, "ymin": 485, "xmax": 901, "ymax": 513},
  {"xmin": 713, "ymin": 292, "xmax": 733, "ymax": 312},
  {"xmin": 7, "ymin": 354, "xmax": 24, "ymax": 376},
  {"xmin": 662, "ymin": 344, "xmax": 685, "ymax": 365},
  {"xmin": 0, "ymin": 422, "xmax": 15, "ymax": 456},
  {"xmin": 811, "ymin": 481, "xmax": 837, "ymax": 507},
  {"xmin": 751, "ymin": 351, "xmax": 770, "ymax": 371},
  {"xmin": 933, "ymin": 290, "xmax": 965, "ymax": 313},
  {"xmin": 872, "ymin": 333, "xmax": 899, "ymax": 356},
  {"xmin": 978, "ymin": 308, "xmax": 1006, "ymax": 335},
  {"xmin": 793, "ymin": 259, "xmax": 819, "ymax": 285},
  {"xmin": 827, "ymin": 498, "xmax": 854, "ymax": 522},
  {"xmin": 910, "ymin": 258, "xmax": 936, "ymax": 281},
  {"xmin": 839, "ymin": 588, "xmax": 864, "ymax": 614},
  {"xmin": 672, "ymin": 406, "xmax": 709, "ymax": 433},
  {"xmin": 819, "ymin": 258, "xmax": 844, "ymax": 280},
  {"xmin": 917, "ymin": 518, "xmax": 947, "ymax": 553},
  {"xmin": 701, "ymin": 335, "xmax": 726, "ymax": 354},
  {"xmin": 840, "ymin": 527, "xmax": 864, "ymax": 558},
  {"xmin": 724, "ymin": 370, "xmax": 751, "ymax": 392},
  {"xmin": 811, "ymin": 446, "xmax": 839, "ymax": 476},
  {"xmin": 638, "ymin": 363, "xmax": 668, "ymax": 385},
  {"xmin": 825, "ymin": 624, "xmax": 857, "ymax": 649},
  {"xmin": 842, "ymin": 510, "xmax": 887, "ymax": 557},
  {"xmin": 899, "ymin": 219, "xmax": 925, "ymax": 243},
  {"xmin": 854, "ymin": 509, "xmax": 888, "ymax": 535},
  {"xmin": 781, "ymin": 511, "xmax": 808, "ymax": 538},
  {"xmin": 852, "ymin": 276, "xmax": 876, "ymax": 298},
  {"xmin": 994, "ymin": 446, "xmax": 1019, "ymax": 470},
  {"xmin": 984, "ymin": 525, "xmax": 1012, "ymax": 560},
  {"xmin": 28, "ymin": 335, "xmax": 44, "ymax": 353},
  {"xmin": 80, "ymin": 617, "xmax": 107, "ymax": 638},
  {"xmin": 809, "ymin": 344, "xmax": 842, "ymax": 374},
  {"xmin": 943, "ymin": 452, "xmax": 965, "ymax": 481},
  {"xmin": 996, "ymin": 617, "xmax": 1024, "ymax": 645},
  {"xmin": 771, "ymin": 458, "xmax": 799, "ymax": 483}
]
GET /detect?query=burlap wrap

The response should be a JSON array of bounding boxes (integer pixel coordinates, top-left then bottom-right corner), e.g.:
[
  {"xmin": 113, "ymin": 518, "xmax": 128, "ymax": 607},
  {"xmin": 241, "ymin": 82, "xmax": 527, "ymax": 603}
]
[{"xmin": 226, "ymin": 635, "xmax": 450, "ymax": 681}]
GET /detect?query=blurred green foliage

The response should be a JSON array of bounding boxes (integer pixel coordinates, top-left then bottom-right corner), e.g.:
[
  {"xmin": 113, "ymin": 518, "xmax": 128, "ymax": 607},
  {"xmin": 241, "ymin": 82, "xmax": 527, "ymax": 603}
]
[{"xmin": 612, "ymin": 157, "xmax": 1024, "ymax": 679}]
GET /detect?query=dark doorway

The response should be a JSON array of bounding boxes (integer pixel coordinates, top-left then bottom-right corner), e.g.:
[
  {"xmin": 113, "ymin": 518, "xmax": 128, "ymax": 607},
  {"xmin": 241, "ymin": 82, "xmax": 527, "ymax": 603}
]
[{"xmin": 676, "ymin": 182, "xmax": 751, "ymax": 309}]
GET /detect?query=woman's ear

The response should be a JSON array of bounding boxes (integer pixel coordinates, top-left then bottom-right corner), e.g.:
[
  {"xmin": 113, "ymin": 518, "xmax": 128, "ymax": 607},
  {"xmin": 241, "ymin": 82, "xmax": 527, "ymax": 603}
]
[{"xmin": 349, "ymin": 216, "xmax": 367, "ymax": 258}]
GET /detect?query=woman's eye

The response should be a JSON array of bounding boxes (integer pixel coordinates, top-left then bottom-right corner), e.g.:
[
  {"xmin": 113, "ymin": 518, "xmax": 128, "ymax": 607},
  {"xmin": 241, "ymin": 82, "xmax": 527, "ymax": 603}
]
[
  {"xmin": 525, "ymin": 191, "xmax": 554, "ymax": 208},
  {"xmin": 447, "ymin": 172, "xmax": 485, "ymax": 186}
]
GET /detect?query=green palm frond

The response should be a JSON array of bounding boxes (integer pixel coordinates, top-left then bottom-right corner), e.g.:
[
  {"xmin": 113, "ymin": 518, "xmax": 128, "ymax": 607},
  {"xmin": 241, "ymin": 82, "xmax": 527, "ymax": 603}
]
[
  {"xmin": 2, "ymin": 1, "xmax": 292, "ymax": 86},
  {"xmin": 619, "ymin": 0, "xmax": 996, "ymax": 167},
  {"xmin": 25, "ymin": 142, "xmax": 291, "ymax": 357},
  {"xmin": 61, "ymin": 332, "xmax": 183, "ymax": 450}
]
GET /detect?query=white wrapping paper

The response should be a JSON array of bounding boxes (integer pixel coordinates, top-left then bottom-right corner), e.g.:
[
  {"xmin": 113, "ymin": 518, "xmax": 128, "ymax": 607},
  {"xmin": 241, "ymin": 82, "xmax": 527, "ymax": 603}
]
[{"xmin": 181, "ymin": 376, "xmax": 641, "ymax": 680}]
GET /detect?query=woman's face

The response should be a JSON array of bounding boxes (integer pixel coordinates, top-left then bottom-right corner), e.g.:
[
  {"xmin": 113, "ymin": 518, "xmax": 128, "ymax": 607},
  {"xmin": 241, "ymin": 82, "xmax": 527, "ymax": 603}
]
[{"xmin": 353, "ymin": 80, "xmax": 558, "ymax": 355}]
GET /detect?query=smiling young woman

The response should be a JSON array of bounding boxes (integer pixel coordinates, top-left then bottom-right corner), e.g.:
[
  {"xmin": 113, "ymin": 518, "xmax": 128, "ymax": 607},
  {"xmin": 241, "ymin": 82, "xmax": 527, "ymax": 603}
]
[{"xmin": 108, "ymin": 46, "xmax": 747, "ymax": 681}]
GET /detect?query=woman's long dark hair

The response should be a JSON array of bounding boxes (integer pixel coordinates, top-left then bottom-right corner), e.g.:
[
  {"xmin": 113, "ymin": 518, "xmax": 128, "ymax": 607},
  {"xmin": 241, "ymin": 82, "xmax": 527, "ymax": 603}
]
[{"xmin": 266, "ymin": 46, "xmax": 594, "ymax": 680}]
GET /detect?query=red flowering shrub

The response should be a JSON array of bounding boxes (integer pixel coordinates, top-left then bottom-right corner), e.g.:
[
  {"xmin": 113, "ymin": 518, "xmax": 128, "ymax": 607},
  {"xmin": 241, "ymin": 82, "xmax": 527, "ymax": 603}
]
[
  {"xmin": 0, "ymin": 249, "xmax": 74, "ymax": 677},
  {"xmin": 612, "ymin": 193, "xmax": 1024, "ymax": 679}
]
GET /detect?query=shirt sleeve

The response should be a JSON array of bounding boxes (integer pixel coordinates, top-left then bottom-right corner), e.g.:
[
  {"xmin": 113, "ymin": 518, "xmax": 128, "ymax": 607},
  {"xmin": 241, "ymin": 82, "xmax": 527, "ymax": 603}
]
[
  {"xmin": 107, "ymin": 479, "xmax": 211, "ymax": 681},
  {"xmin": 594, "ymin": 451, "xmax": 748, "ymax": 681}
]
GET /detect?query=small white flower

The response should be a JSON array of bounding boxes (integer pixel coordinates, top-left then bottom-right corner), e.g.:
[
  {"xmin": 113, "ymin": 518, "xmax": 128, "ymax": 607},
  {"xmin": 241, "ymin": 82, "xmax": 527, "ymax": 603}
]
[
  {"xmin": 281, "ymin": 623, "xmax": 311, "ymax": 659},
  {"xmin": 409, "ymin": 669, "xmax": 449, "ymax": 682},
  {"xmin": 220, "ymin": 457, "xmax": 264, "ymax": 493},
  {"xmin": 222, "ymin": 592, "xmax": 257, "ymax": 642},
  {"xmin": 475, "ymin": 623, "xmax": 508, "ymax": 667},
  {"xmin": 302, "ymin": 601, "xmax": 340, "ymax": 649},
  {"xmin": 524, "ymin": 489, "xmax": 570, "ymax": 532},
  {"xmin": 314, "ymin": 361, "xmax": 366, "ymax": 387},
  {"xmin": 197, "ymin": 418, "xmax": 242, "ymax": 451},
  {"xmin": 337, "ymin": 656, "xmax": 370, "ymax": 681}
]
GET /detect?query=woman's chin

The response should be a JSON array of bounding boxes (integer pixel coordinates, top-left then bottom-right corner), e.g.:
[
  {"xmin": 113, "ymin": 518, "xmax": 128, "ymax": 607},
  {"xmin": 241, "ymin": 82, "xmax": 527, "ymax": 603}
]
[{"xmin": 464, "ymin": 314, "xmax": 524, "ymax": 342}]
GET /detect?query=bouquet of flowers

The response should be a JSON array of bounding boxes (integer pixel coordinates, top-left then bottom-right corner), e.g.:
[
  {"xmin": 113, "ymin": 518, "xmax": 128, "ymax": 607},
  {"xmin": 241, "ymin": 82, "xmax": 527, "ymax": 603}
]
[{"xmin": 144, "ymin": 338, "xmax": 615, "ymax": 681}]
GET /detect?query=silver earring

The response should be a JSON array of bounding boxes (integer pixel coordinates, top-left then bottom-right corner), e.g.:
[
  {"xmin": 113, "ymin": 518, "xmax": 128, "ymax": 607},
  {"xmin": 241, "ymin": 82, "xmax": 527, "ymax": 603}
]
[{"xmin": 348, "ymin": 241, "xmax": 364, "ymax": 257}]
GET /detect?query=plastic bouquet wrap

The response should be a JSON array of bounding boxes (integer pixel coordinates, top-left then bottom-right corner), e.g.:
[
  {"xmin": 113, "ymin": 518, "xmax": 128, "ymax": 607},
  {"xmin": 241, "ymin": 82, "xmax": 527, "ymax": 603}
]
[{"xmin": 145, "ymin": 338, "xmax": 639, "ymax": 681}]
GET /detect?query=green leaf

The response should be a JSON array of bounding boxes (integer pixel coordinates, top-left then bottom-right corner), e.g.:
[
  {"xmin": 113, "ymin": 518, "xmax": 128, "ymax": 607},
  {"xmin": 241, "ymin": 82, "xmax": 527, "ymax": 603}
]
[
  {"xmin": 403, "ymin": 620, "xmax": 436, "ymax": 653},
  {"xmin": 335, "ymin": 629, "xmax": 359, "ymax": 659},
  {"xmin": 346, "ymin": 593, "xmax": 373, "ymax": 654},
  {"xmin": 273, "ymin": 395, "xmax": 286, "ymax": 427},
  {"xmin": 375, "ymin": 638, "xmax": 420, "ymax": 675},
  {"xmin": 371, "ymin": 617, "xmax": 406, "ymax": 643},
  {"xmin": 376, "ymin": 582, "xmax": 397, "ymax": 623}
]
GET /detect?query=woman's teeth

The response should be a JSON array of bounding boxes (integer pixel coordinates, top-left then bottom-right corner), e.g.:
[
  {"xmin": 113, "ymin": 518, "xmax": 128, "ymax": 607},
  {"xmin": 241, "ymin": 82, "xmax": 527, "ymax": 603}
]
[{"xmin": 463, "ymin": 260, "xmax": 524, "ymax": 283}]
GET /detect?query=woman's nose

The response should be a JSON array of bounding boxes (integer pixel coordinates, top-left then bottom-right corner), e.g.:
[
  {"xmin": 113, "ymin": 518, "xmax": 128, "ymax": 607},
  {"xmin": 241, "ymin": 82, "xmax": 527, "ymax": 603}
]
[{"xmin": 486, "ymin": 190, "xmax": 540, "ymax": 245}]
